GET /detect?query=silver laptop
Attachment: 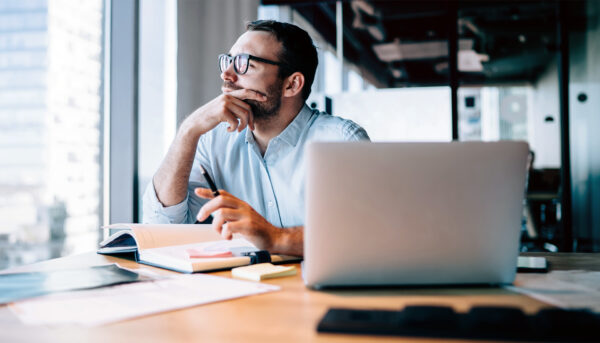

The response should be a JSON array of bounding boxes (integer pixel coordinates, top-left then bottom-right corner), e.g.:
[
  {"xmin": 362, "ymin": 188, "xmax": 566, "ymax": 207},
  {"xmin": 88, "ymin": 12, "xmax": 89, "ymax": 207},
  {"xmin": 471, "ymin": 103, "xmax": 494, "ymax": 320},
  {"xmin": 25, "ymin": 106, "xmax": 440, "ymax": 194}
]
[{"xmin": 303, "ymin": 141, "xmax": 529, "ymax": 288}]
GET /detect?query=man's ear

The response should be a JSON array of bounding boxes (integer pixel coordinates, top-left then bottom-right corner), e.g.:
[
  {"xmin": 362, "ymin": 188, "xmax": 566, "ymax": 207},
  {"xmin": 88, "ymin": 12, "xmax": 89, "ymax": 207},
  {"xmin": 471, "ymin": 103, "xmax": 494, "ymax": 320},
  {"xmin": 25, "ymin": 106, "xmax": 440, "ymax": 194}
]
[{"xmin": 282, "ymin": 72, "xmax": 305, "ymax": 98}]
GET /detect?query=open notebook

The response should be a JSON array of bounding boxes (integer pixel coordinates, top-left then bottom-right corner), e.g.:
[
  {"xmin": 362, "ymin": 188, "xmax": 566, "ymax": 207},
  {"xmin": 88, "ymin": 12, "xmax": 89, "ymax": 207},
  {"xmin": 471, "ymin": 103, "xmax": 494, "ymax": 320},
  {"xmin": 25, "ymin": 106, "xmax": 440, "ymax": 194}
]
[{"xmin": 98, "ymin": 224, "xmax": 301, "ymax": 273}]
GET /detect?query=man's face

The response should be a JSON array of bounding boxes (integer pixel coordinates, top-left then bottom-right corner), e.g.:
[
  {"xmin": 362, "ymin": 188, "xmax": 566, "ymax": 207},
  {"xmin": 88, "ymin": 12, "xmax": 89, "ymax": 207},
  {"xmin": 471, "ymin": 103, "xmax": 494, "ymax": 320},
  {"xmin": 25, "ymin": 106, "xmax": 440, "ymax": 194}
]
[{"xmin": 221, "ymin": 31, "xmax": 285, "ymax": 121}]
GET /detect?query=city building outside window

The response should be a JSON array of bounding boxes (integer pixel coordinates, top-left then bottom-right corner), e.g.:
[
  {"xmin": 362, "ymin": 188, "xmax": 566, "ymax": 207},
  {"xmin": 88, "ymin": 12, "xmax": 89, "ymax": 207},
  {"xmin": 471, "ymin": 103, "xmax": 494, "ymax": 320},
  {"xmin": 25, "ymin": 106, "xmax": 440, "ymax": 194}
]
[{"xmin": 0, "ymin": 0, "xmax": 105, "ymax": 269}]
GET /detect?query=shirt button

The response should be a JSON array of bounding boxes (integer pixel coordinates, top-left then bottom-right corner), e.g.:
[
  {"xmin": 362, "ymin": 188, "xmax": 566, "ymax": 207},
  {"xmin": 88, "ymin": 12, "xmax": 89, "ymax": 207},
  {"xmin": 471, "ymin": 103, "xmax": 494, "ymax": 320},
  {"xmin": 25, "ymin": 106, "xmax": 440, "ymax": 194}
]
[{"xmin": 268, "ymin": 201, "xmax": 274, "ymax": 208}]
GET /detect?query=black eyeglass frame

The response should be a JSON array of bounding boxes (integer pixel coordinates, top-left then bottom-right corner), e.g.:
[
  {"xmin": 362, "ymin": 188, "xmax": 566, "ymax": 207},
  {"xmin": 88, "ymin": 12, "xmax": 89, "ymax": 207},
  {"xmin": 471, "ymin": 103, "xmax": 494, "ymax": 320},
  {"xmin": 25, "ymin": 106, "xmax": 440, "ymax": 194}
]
[{"xmin": 218, "ymin": 53, "xmax": 291, "ymax": 75}]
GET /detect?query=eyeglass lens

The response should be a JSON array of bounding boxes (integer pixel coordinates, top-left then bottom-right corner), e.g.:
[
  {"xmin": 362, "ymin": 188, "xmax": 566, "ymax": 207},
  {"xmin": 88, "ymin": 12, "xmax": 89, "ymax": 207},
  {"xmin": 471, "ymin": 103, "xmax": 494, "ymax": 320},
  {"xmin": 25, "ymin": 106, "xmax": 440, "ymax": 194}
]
[
  {"xmin": 219, "ymin": 55, "xmax": 230, "ymax": 73},
  {"xmin": 235, "ymin": 55, "xmax": 248, "ymax": 74},
  {"xmin": 219, "ymin": 54, "xmax": 250, "ymax": 75}
]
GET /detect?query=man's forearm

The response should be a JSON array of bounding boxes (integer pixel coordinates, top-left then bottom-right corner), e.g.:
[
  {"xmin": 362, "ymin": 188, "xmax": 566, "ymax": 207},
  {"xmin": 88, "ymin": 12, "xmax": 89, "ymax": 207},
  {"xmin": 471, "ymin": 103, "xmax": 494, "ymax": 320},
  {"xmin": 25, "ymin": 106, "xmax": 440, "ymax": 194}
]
[
  {"xmin": 272, "ymin": 226, "xmax": 304, "ymax": 256},
  {"xmin": 153, "ymin": 124, "xmax": 201, "ymax": 207}
]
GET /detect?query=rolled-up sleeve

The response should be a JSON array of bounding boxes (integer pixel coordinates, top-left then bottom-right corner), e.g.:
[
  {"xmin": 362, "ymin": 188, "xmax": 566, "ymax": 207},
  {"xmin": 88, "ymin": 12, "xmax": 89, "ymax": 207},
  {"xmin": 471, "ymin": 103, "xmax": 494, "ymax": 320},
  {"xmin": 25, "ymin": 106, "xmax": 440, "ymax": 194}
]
[{"xmin": 142, "ymin": 179, "xmax": 192, "ymax": 224}]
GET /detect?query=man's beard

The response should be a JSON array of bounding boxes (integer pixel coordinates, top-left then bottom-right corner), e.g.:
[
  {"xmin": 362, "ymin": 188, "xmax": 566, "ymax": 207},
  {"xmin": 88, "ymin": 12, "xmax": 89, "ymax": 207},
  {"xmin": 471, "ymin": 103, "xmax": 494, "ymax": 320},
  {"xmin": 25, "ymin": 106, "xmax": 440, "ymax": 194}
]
[{"xmin": 223, "ymin": 80, "xmax": 283, "ymax": 121}]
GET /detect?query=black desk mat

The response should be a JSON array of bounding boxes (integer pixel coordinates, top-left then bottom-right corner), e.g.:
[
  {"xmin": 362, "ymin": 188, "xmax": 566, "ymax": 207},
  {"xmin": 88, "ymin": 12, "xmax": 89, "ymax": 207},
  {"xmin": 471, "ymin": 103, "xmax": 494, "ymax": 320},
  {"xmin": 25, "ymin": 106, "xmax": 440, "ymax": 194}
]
[{"xmin": 317, "ymin": 305, "xmax": 600, "ymax": 342}]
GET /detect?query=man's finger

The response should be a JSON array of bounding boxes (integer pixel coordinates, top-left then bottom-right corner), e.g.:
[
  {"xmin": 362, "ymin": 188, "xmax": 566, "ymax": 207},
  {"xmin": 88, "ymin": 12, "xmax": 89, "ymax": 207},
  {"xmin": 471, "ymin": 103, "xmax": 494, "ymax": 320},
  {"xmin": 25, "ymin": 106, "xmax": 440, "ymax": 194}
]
[
  {"xmin": 225, "ymin": 96, "xmax": 254, "ymax": 130},
  {"xmin": 223, "ymin": 112, "xmax": 239, "ymax": 132},
  {"xmin": 195, "ymin": 194, "xmax": 238, "ymax": 222},
  {"xmin": 195, "ymin": 188, "xmax": 223, "ymax": 221},
  {"xmin": 227, "ymin": 88, "xmax": 267, "ymax": 102},
  {"xmin": 221, "ymin": 223, "xmax": 233, "ymax": 240},
  {"xmin": 211, "ymin": 210, "xmax": 226, "ymax": 235},
  {"xmin": 213, "ymin": 189, "xmax": 232, "ymax": 197},
  {"xmin": 221, "ymin": 221, "xmax": 244, "ymax": 237},
  {"xmin": 195, "ymin": 187, "xmax": 216, "ymax": 199},
  {"xmin": 226, "ymin": 94, "xmax": 252, "ymax": 110},
  {"xmin": 194, "ymin": 187, "xmax": 232, "ymax": 199},
  {"xmin": 226, "ymin": 103, "xmax": 249, "ymax": 132}
]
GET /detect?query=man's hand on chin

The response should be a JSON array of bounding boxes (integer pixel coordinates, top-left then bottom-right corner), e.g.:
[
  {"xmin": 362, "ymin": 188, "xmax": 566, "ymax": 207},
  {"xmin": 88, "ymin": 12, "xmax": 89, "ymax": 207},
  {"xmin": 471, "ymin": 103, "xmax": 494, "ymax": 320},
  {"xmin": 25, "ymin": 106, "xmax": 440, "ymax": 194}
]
[
  {"xmin": 181, "ymin": 88, "xmax": 266, "ymax": 138},
  {"xmin": 194, "ymin": 187, "xmax": 282, "ymax": 252}
]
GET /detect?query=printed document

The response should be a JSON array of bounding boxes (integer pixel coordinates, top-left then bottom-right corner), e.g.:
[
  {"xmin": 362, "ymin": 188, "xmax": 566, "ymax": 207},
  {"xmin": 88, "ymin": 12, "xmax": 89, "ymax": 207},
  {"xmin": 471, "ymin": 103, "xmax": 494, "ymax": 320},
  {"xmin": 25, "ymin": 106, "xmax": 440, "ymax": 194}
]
[
  {"xmin": 508, "ymin": 270, "xmax": 600, "ymax": 311},
  {"xmin": 10, "ymin": 273, "xmax": 279, "ymax": 326}
]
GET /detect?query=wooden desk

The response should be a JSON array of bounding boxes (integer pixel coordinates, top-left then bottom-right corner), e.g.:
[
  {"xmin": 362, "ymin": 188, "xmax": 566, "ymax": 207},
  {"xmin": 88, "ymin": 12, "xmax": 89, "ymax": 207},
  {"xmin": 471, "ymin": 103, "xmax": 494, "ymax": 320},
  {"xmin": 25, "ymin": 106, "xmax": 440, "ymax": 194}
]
[{"xmin": 1, "ymin": 253, "xmax": 598, "ymax": 343}]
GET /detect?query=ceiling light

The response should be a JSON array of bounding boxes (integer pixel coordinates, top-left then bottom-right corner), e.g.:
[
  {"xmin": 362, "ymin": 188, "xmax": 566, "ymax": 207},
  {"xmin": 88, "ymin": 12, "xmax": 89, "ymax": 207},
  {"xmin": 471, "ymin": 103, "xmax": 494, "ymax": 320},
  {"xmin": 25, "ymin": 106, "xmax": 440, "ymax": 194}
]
[
  {"xmin": 373, "ymin": 39, "xmax": 475, "ymax": 62},
  {"xmin": 391, "ymin": 68, "xmax": 403, "ymax": 78}
]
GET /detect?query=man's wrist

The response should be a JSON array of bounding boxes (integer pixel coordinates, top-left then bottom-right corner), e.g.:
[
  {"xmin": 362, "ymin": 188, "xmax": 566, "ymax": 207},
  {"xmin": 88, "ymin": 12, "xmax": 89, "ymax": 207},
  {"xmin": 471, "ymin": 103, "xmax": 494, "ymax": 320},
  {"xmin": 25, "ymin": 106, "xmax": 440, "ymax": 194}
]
[
  {"xmin": 269, "ymin": 226, "xmax": 285, "ymax": 253},
  {"xmin": 270, "ymin": 226, "xmax": 303, "ymax": 256}
]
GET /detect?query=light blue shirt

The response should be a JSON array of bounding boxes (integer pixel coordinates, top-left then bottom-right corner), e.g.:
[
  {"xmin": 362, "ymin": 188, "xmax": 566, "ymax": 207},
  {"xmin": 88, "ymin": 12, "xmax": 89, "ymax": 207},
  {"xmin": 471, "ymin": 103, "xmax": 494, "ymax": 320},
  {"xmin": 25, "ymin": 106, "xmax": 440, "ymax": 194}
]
[{"xmin": 143, "ymin": 104, "xmax": 370, "ymax": 227}]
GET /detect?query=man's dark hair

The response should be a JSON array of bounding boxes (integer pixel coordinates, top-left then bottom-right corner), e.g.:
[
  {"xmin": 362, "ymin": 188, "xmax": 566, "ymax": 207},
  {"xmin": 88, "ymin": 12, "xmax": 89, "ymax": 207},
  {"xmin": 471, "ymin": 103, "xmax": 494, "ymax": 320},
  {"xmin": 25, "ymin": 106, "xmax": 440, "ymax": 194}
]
[{"xmin": 246, "ymin": 20, "xmax": 318, "ymax": 101}]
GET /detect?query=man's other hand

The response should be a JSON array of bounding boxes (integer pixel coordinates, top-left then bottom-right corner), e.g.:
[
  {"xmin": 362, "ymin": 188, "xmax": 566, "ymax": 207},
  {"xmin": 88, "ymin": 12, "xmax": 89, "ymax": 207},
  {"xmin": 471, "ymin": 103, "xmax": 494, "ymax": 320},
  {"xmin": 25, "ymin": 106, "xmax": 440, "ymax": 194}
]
[{"xmin": 195, "ymin": 187, "xmax": 281, "ymax": 252}]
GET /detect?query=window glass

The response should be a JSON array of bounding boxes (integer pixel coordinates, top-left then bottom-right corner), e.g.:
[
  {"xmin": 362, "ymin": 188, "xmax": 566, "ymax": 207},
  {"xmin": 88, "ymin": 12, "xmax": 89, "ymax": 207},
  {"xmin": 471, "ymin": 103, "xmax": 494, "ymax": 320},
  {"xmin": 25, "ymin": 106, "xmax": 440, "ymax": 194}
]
[
  {"xmin": 0, "ymin": 0, "xmax": 105, "ymax": 269},
  {"xmin": 136, "ymin": 0, "xmax": 177, "ymax": 221},
  {"xmin": 331, "ymin": 87, "xmax": 451, "ymax": 142}
]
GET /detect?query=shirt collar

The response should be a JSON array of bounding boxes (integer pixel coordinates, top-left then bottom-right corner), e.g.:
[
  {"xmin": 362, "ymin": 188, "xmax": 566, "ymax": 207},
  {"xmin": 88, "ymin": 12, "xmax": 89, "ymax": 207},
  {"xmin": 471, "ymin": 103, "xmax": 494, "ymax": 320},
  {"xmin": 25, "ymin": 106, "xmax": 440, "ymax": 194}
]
[{"xmin": 245, "ymin": 104, "xmax": 312, "ymax": 147}]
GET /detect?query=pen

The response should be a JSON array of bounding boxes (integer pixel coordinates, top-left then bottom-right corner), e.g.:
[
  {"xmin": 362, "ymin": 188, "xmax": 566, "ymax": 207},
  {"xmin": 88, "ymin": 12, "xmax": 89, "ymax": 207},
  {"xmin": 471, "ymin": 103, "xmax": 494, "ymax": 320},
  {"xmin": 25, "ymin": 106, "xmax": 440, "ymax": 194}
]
[
  {"xmin": 199, "ymin": 164, "xmax": 220, "ymax": 197},
  {"xmin": 195, "ymin": 164, "xmax": 220, "ymax": 225}
]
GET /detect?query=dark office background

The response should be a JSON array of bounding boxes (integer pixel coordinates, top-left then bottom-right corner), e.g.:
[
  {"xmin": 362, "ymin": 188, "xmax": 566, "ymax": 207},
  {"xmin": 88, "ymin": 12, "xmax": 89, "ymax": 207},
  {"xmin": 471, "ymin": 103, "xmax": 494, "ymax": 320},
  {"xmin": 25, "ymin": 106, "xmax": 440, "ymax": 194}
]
[{"xmin": 263, "ymin": 0, "xmax": 600, "ymax": 252}]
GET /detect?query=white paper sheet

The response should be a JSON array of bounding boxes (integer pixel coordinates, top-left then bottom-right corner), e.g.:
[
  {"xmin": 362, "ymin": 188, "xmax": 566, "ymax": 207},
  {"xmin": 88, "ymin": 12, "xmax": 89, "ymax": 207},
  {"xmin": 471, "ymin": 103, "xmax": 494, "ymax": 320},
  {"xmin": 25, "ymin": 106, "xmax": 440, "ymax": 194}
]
[
  {"xmin": 9, "ymin": 273, "xmax": 279, "ymax": 327},
  {"xmin": 508, "ymin": 270, "xmax": 600, "ymax": 311}
]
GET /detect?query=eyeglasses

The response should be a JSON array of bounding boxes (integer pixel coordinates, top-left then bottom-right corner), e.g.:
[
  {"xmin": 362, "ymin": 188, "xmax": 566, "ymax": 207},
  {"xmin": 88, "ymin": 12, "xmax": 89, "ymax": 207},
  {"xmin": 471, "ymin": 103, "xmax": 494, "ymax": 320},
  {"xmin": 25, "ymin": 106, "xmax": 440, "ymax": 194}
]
[{"xmin": 218, "ymin": 53, "xmax": 289, "ymax": 75}]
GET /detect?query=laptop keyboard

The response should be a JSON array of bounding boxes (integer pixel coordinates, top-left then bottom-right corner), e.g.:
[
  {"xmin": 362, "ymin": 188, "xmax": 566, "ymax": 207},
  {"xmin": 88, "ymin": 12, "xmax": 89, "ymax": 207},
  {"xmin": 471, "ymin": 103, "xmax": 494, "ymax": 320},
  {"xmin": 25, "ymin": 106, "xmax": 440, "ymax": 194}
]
[{"xmin": 317, "ymin": 305, "xmax": 599, "ymax": 342}]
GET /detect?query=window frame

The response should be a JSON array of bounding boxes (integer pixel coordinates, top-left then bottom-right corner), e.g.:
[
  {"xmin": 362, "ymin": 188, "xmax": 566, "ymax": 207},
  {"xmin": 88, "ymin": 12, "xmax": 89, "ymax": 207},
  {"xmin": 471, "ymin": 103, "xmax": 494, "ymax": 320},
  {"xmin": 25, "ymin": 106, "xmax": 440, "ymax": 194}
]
[{"xmin": 105, "ymin": 0, "xmax": 139, "ymax": 226}]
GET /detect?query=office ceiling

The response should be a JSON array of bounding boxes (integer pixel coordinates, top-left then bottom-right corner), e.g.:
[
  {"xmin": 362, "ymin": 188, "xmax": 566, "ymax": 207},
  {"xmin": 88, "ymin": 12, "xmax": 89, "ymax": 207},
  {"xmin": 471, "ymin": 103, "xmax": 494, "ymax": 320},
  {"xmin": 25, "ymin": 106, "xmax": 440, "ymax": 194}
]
[{"xmin": 261, "ymin": 0, "xmax": 586, "ymax": 88}]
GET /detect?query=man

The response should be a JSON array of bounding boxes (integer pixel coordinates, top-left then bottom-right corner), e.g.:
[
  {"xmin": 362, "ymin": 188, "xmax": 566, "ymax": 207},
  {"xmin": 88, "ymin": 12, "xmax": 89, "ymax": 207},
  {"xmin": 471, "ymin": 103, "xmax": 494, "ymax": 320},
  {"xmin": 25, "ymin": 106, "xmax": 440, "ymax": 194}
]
[{"xmin": 143, "ymin": 20, "xmax": 369, "ymax": 256}]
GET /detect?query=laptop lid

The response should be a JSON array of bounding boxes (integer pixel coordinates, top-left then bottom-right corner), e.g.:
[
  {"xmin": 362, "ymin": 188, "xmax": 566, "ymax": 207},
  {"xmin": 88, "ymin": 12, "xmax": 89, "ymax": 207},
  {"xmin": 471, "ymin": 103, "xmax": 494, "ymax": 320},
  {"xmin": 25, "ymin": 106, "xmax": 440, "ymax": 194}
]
[{"xmin": 304, "ymin": 141, "xmax": 529, "ymax": 288}]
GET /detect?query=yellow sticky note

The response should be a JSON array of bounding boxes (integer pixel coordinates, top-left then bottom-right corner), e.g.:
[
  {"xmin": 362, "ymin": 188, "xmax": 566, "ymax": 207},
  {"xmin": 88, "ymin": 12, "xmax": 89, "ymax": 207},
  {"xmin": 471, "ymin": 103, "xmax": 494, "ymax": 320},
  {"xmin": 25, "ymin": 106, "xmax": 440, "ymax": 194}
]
[{"xmin": 231, "ymin": 263, "xmax": 296, "ymax": 281}]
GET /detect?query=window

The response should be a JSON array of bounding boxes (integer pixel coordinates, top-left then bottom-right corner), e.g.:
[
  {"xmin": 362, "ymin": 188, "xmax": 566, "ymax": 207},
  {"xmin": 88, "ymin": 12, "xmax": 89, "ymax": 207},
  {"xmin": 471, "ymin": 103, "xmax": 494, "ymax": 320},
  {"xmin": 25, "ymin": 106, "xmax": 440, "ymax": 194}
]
[
  {"xmin": 0, "ymin": 0, "xmax": 105, "ymax": 269},
  {"xmin": 331, "ymin": 87, "xmax": 451, "ymax": 142},
  {"xmin": 136, "ymin": 0, "xmax": 177, "ymax": 221}
]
